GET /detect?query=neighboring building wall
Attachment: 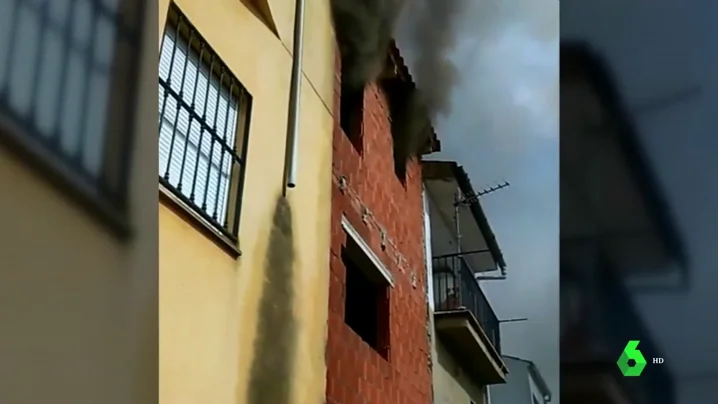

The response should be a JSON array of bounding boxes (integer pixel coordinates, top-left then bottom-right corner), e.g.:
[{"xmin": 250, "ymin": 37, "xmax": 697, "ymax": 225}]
[
  {"xmin": 528, "ymin": 373, "xmax": 546, "ymax": 404},
  {"xmin": 492, "ymin": 357, "xmax": 532, "ymax": 404},
  {"xmin": 0, "ymin": 1, "xmax": 157, "ymax": 403},
  {"xmin": 158, "ymin": 0, "xmax": 334, "ymax": 403},
  {"xmin": 491, "ymin": 357, "xmax": 549, "ymax": 404},
  {"xmin": 326, "ymin": 50, "xmax": 432, "ymax": 404},
  {"xmin": 426, "ymin": 188, "xmax": 486, "ymax": 404},
  {"xmin": 433, "ymin": 339, "xmax": 487, "ymax": 404},
  {"xmin": 423, "ymin": 188, "xmax": 440, "ymax": 403}
]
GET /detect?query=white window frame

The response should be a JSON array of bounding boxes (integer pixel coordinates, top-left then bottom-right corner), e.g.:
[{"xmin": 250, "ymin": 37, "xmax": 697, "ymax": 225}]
[{"xmin": 341, "ymin": 215, "xmax": 394, "ymax": 287}]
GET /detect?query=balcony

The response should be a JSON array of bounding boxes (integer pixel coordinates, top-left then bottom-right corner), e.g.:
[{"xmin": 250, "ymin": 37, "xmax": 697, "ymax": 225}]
[
  {"xmin": 432, "ymin": 253, "xmax": 507, "ymax": 384},
  {"xmin": 562, "ymin": 264, "xmax": 674, "ymax": 404}
]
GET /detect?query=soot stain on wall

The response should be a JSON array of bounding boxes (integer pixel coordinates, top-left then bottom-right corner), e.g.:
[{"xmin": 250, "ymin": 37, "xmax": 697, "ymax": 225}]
[{"xmin": 246, "ymin": 196, "xmax": 297, "ymax": 404}]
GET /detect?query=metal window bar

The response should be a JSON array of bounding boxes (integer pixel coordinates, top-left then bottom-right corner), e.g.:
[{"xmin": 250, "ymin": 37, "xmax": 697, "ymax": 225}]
[
  {"xmin": 433, "ymin": 254, "xmax": 502, "ymax": 353},
  {"xmin": 0, "ymin": 0, "xmax": 142, "ymax": 211},
  {"xmin": 158, "ymin": 3, "xmax": 251, "ymax": 241}
]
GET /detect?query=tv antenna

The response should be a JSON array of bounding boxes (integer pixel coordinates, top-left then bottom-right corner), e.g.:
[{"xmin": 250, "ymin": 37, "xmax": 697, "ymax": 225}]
[
  {"xmin": 499, "ymin": 317, "xmax": 528, "ymax": 324},
  {"xmin": 458, "ymin": 181, "xmax": 510, "ymax": 205}
]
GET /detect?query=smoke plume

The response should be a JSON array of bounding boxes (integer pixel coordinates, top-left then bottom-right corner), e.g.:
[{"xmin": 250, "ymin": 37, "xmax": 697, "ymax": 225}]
[
  {"xmin": 405, "ymin": 0, "xmax": 467, "ymax": 116},
  {"xmin": 329, "ymin": 0, "xmax": 466, "ymax": 159},
  {"xmin": 330, "ymin": 0, "xmax": 407, "ymax": 90}
]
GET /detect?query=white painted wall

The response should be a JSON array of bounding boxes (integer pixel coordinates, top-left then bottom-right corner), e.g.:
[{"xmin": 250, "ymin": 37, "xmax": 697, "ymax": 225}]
[
  {"xmin": 433, "ymin": 339, "xmax": 487, "ymax": 404},
  {"xmin": 423, "ymin": 187, "xmax": 440, "ymax": 404},
  {"xmin": 424, "ymin": 187, "xmax": 437, "ymax": 312}
]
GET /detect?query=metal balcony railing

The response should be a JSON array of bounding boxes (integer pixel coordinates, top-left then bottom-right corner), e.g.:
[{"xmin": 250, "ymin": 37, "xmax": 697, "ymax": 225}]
[{"xmin": 433, "ymin": 254, "xmax": 501, "ymax": 353}]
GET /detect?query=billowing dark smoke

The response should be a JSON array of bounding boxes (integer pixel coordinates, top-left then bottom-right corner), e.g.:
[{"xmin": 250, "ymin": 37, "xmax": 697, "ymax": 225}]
[
  {"xmin": 330, "ymin": 0, "xmax": 464, "ymax": 159},
  {"xmin": 408, "ymin": 0, "xmax": 465, "ymax": 116},
  {"xmin": 388, "ymin": 89, "xmax": 432, "ymax": 162},
  {"xmin": 330, "ymin": 0, "xmax": 407, "ymax": 90}
]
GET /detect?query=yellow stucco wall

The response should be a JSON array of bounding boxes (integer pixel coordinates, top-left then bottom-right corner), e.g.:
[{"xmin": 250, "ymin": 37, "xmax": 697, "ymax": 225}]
[
  {"xmin": 434, "ymin": 339, "xmax": 487, "ymax": 404},
  {"xmin": 158, "ymin": 1, "xmax": 334, "ymax": 403},
  {"xmin": 0, "ymin": 2, "xmax": 158, "ymax": 403}
]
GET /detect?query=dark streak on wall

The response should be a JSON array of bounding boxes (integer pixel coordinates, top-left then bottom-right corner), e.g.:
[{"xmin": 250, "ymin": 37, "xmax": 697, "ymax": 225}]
[{"xmin": 246, "ymin": 196, "xmax": 297, "ymax": 404}]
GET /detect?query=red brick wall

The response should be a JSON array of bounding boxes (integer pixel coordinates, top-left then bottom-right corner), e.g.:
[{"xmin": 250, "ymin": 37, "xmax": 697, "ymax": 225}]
[{"xmin": 326, "ymin": 49, "xmax": 433, "ymax": 404}]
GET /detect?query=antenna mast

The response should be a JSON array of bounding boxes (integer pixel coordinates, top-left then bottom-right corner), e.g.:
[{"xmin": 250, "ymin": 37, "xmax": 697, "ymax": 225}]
[
  {"xmin": 458, "ymin": 181, "xmax": 510, "ymax": 205},
  {"xmin": 452, "ymin": 180, "xmax": 511, "ymax": 277}
]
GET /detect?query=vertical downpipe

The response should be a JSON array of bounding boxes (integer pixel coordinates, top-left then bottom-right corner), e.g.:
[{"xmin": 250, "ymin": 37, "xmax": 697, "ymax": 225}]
[
  {"xmin": 282, "ymin": 0, "xmax": 306, "ymax": 194},
  {"xmin": 453, "ymin": 188, "xmax": 462, "ymax": 255}
]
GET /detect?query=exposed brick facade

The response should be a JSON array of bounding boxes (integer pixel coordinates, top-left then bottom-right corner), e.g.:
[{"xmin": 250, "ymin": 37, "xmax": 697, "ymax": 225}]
[{"xmin": 326, "ymin": 48, "xmax": 433, "ymax": 404}]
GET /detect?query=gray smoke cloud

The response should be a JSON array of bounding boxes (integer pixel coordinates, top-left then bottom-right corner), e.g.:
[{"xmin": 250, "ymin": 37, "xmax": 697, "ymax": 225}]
[
  {"xmin": 330, "ymin": 0, "xmax": 407, "ymax": 90},
  {"xmin": 406, "ymin": 0, "xmax": 467, "ymax": 117},
  {"xmin": 329, "ymin": 0, "xmax": 468, "ymax": 159},
  {"xmin": 399, "ymin": 0, "xmax": 559, "ymax": 151}
]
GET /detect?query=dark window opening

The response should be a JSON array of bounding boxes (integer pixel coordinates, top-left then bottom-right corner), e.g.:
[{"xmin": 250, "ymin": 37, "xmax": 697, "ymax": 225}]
[
  {"xmin": 339, "ymin": 73, "xmax": 364, "ymax": 150},
  {"xmin": 342, "ymin": 243, "xmax": 390, "ymax": 358},
  {"xmin": 339, "ymin": 81, "xmax": 362, "ymax": 138},
  {"xmin": 393, "ymin": 149, "xmax": 407, "ymax": 184}
]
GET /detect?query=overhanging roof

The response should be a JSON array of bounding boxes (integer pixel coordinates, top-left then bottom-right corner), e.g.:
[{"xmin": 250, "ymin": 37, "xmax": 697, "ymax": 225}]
[
  {"xmin": 423, "ymin": 160, "xmax": 506, "ymax": 273},
  {"xmin": 560, "ymin": 41, "xmax": 687, "ymax": 275}
]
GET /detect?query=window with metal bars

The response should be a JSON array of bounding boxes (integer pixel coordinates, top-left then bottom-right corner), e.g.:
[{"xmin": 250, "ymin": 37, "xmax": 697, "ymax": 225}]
[
  {"xmin": 0, "ymin": 0, "xmax": 144, "ymax": 232},
  {"xmin": 158, "ymin": 3, "xmax": 251, "ymax": 242}
]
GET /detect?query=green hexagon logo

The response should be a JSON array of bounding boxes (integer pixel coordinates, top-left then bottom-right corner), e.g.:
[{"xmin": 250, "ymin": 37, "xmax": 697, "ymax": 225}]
[{"xmin": 617, "ymin": 340, "xmax": 647, "ymax": 377}]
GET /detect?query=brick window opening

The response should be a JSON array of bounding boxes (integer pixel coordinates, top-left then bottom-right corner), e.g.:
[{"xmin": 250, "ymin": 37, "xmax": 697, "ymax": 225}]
[
  {"xmin": 342, "ymin": 239, "xmax": 390, "ymax": 358},
  {"xmin": 339, "ymin": 66, "xmax": 363, "ymax": 151}
]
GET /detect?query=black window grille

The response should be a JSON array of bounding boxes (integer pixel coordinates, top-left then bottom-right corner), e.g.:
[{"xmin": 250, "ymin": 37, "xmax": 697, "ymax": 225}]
[
  {"xmin": 159, "ymin": 3, "xmax": 251, "ymax": 241},
  {"xmin": 0, "ymin": 0, "xmax": 143, "ymax": 223}
]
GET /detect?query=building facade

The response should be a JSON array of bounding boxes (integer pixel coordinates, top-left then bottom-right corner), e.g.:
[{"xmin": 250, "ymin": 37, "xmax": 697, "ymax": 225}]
[
  {"xmin": 158, "ymin": 0, "xmax": 335, "ymax": 403},
  {"xmin": 422, "ymin": 161, "xmax": 509, "ymax": 404},
  {"xmin": 491, "ymin": 356, "xmax": 552, "ymax": 404},
  {"xmin": 325, "ymin": 41, "xmax": 438, "ymax": 404},
  {"xmin": 0, "ymin": 0, "xmax": 156, "ymax": 402}
]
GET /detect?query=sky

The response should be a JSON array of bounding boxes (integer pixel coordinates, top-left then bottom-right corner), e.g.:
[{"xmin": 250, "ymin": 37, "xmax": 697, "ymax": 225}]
[
  {"xmin": 562, "ymin": 0, "xmax": 718, "ymax": 402},
  {"xmin": 397, "ymin": 0, "xmax": 560, "ymax": 398}
]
